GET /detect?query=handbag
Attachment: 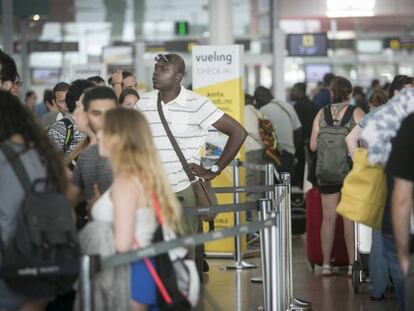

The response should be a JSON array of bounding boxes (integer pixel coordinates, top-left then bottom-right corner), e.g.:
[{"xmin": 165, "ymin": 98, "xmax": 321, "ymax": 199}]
[
  {"xmin": 135, "ymin": 193, "xmax": 199, "ymax": 310},
  {"xmin": 336, "ymin": 148, "xmax": 387, "ymax": 229},
  {"xmin": 157, "ymin": 95, "xmax": 218, "ymax": 222}
]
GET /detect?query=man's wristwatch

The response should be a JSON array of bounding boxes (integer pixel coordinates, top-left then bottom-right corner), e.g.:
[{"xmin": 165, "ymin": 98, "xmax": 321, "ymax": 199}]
[{"xmin": 210, "ymin": 164, "xmax": 220, "ymax": 175}]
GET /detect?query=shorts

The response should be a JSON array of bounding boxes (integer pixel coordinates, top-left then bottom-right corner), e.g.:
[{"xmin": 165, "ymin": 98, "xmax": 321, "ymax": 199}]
[
  {"xmin": 131, "ymin": 259, "xmax": 159, "ymax": 310},
  {"xmin": 318, "ymin": 184, "xmax": 342, "ymax": 194}
]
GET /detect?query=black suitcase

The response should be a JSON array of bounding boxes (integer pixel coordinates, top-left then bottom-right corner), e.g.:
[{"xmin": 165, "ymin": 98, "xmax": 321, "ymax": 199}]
[{"xmin": 291, "ymin": 187, "xmax": 306, "ymax": 235}]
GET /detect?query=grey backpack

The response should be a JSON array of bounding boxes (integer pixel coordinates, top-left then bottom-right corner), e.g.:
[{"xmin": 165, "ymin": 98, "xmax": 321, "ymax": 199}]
[
  {"xmin": 316, "ymin": 105, "xmax": 355, "ymax": 186},
  {"xmin": 0, "ymin": 143, "xmax": 79, "ymax": 298}
]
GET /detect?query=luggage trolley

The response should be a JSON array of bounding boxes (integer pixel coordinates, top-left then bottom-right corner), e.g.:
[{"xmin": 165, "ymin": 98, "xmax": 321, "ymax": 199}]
[{"xmin": 352, "ymin": 223, "xmax": 372, "ymax": 294}]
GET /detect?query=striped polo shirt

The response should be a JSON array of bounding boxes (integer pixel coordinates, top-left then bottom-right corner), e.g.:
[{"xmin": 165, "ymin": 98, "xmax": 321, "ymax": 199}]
[{"xmin": 135, "ymin": 86, "xmax": 224, "ymax": 193}]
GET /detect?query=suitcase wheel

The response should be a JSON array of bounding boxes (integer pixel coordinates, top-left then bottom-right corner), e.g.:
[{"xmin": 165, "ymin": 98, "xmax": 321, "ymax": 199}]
[{"xmin": 352, "ymin": 262, "xmax": 362, "ymax": 294}]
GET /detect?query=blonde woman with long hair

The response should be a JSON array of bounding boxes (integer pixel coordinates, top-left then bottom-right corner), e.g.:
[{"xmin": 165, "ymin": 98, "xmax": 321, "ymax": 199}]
[{"xmin": 94, "ymin": 108, "xmax": 182, "ymax": 310}]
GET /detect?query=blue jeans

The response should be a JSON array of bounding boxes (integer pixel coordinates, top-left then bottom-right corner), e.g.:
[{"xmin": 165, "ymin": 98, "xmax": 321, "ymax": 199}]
[
  {"xmin": 382, "ymin": 233, "xmax": 405, "ymax": 311},
  {"xmin": 369, "ymin": 230, "xmax": 388, "ymax": 298}
]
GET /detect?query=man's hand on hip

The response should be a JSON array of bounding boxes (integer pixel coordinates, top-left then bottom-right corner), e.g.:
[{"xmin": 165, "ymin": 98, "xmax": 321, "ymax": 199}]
[{"xmin": 189, "ymin": 163, "xmax": 217, "ymax": 181}]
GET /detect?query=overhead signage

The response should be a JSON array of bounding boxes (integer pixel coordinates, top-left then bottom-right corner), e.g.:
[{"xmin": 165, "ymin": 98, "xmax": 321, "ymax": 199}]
[
  {"xmin": 102, "ymin": 46, "xmax": 134, "ymax": 65},
  {"xmin": 14, "ymin": 41, "xmax": 78, "ymax": 53},
  {"xmin": 72, "ymin": 64, "xmax": 107, "ymax": 80},
  {"xmin": 384, "ymin": 38, "xmax": 414, "ymax": 50},
  {"xmin": 31, "ymin": 68, "xmax": 61, "ymax": 86},
  {"xmin": 287, "ymin": 33, "xmax": 328, "ymax": 57},
  {"xmin": 357, "ymin": 40, "xmax": 382, "ymax": 54},
  {"xmin": 304, "ymin": 64, "xmax": 333, "ymax": 83},
  {"xmin": 175, "ymin": 21, "xmax": 190, "ymax": 36}
]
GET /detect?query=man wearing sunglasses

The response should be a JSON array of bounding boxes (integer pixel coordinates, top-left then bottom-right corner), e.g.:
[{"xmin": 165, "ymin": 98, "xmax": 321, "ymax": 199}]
[
  {"xmin": 0, "ymin": 49, "xmax": 18, "ymax": 93},
  {"xmin": 10, "ymin": 73, "xmax": 22, "ymax": 97},
  {"xmin": 136, "ymin": 53, "xmax": 247, "ymax": 258}
]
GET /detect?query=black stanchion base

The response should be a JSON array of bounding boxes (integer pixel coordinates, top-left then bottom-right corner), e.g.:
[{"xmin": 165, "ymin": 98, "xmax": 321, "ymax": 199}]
[
  {"xmin": 224, "ymin": 260, "xmax": 257, "ymax": 270},
  {"xmin": 289, "ymin": 297, "xmax": 313, "ymax": 310},
  {"xmin": 250, "ymin": 276, "xmax": 263, "ymax": 283}
]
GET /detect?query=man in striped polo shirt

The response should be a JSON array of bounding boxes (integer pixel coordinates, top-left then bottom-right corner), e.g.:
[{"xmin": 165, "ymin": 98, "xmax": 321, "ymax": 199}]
[{"xmin": 136, "ymin": 53, "xmax": 247, "ymax": 256}]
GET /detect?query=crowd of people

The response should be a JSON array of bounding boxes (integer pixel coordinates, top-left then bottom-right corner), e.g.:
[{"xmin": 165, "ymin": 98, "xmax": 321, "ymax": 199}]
[
  {"xmin": 1, "ymin": 42, "xmax": 414, "ymax": 311},
  {"xmin": 244, "ymin": 73, "xmax": 414, "ymax": 311},
  {"xmin": 0, "ymin": 49, "xmax": 246, "ymax": 311}
]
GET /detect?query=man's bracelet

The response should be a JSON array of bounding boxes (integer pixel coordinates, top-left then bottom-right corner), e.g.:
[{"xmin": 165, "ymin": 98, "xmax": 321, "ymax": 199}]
[{"xmin": 113, "ymin": 82, "xmax": 122, "ymax": 85}]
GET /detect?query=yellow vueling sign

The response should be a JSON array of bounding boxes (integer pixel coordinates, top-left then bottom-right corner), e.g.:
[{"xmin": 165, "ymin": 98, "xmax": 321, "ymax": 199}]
[{"xmin": 192, "ymin": 45, "xmax": 246, "ymax": 255}]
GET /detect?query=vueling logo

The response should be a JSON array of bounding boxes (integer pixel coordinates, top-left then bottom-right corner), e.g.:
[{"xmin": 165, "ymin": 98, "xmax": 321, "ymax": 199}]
[{"xmin": 195, "ymin": 52, "xmax": 232, "ymax": 64}]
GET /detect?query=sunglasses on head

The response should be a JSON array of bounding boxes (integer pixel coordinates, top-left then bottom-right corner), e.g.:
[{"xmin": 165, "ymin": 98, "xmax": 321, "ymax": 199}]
[
  {"xmin": 154, "ymin": 54, "xmax": 170, "ymax": 63},
  {"xmin": 154, "ymin": 54, "xmax": 183, "ymax": 74}
]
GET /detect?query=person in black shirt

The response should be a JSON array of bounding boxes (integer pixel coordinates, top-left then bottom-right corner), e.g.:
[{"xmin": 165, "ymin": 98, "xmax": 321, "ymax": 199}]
[
  {"xmin": 290, "ymin": 82, "xmax": 317, "ymax": 187},
  {"xmin": 388, "ymin": 113, "xmax": 414, "ymax": 274}
]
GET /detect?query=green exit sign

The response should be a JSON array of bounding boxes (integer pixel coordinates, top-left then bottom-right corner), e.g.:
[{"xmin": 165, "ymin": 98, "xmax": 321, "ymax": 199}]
[{"xmin": 175, "ymin": 21, "xmax": 189, "ymax": 36}]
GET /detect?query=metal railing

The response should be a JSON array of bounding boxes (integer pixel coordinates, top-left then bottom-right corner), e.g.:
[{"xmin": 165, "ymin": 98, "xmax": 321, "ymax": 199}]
[{"xmin": 0, "ymin": 159, "xmax": 312, "ymax": 311}]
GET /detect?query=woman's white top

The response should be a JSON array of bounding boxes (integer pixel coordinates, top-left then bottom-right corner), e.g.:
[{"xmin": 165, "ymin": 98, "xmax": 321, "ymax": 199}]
[{"xmin": 91, "ymin": 184, "xmax": 157, "ymax": 248}]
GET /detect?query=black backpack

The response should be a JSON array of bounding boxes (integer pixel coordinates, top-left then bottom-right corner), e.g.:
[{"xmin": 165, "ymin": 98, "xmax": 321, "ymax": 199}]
[
  {"xmin": 0, "ymin": 143, "xmax": 80, "ymax": 298},
  {"xmin": 144, "ymin": 194, "xmax": 199, "ymax": 310}
]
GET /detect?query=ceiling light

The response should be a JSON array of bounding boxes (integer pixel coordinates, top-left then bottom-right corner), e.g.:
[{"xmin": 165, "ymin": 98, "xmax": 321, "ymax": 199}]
[{"xmin": 33, "ymin": 14, "xmax": 40, "ymax": 21}]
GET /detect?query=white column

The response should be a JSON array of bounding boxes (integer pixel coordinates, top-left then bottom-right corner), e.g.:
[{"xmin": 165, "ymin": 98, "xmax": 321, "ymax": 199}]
[
  {"xmin": 209, "ymin": 0, "xmax": 234, "ymax": 45},
  {"xmin": 20, "ymin": 19, "xmax": 30, "ymax": 95},
  {"xmin": 271, "ymin": 0, "xmax": 286, "ymax": 101},
  {"xmin": 2, "ymin": 0, "xmax": 13, "ymax": 55},
  {"xmin": 134, "ymin": 41, "xmax": 146, "ymax": 90}
]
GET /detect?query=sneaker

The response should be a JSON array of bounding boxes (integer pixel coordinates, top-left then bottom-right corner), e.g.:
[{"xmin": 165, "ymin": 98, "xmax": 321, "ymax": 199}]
[
  {"xmin": 370, "ymin": 294, "xmax": 385, "ymax": 301},
  {"xmin": 322, "ymin": 265, "xmax": 332, "ymax": 277}
]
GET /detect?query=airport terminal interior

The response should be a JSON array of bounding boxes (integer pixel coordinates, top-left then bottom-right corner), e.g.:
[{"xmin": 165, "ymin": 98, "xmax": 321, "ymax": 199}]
[{"xmin": 1, "ymin": 0, "xmax": 414, "ymax": 310}]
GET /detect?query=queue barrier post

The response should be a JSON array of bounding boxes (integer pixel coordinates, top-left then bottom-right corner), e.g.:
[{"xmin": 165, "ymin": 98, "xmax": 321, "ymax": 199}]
[
  {"xmin": 280, "ymin": 173, "xmax": 312, "ymax": 311},
  {"xmin": 251, "ymin": 163, "xmax": 274, "ymax": 285},
  {"xmin": 79, "ymin": 255, "xmax": 99, "ymax": 311},
  {"xmin": 258, "ymin": 198, "xmax": 273, "ymax": 310},
  {"xmin": 225, "ymin": 161, "xmax": 256, "ymax": 270},
  {"xmin": 276, "ymin": 183, "xmax": 288, "ymax": 310}
]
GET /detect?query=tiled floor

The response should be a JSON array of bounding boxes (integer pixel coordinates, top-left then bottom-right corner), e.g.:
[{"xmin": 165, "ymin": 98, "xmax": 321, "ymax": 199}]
[{"xmin": 196, "ymin": 235, "xmax": 398, "ymax": 311}]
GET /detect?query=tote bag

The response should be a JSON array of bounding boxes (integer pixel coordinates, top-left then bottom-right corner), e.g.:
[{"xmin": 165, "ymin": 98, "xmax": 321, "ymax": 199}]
[{"xmin": 336, "ymin": 148, "xmax": 387, "ymax": 229}]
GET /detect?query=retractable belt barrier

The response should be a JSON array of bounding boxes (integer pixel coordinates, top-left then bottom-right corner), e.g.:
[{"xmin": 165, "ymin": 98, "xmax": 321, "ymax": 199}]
[
  {"xmin": 202, "ymin": 157, "xmax": 268, "ymax": 172},
  {"xmin": 183, "ymin": 191, "xmax": 285, "ymax": 216},
  {"xmin": 0, "ymin": 159, "xmax": 313, "ymax": 311},
  {"xmin": 213, "ymin": 185, "xmax": 274, "ymax": 194},
  {"xmin": 101, "ymin": 190, "xmax": 285, "ymax": 271},
  {"xmin": 101, "ymin": 215, "xmax": 277, "ymax": 272}
]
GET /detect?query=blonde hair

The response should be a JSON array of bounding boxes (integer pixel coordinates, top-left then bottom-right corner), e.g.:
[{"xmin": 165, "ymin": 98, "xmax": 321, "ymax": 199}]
[{"xmin": 102, "ymin": 108, "xmax": 182, "ymax": 232}]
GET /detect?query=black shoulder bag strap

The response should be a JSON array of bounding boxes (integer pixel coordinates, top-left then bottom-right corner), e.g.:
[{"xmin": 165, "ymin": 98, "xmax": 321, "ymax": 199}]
[
  {"xmin": 61, "ymin": 117, "xmax": 75, "ymax": 154},
  {"xmin": 340, "ymin": 105, "xmax": 355, "ymax": 127},
  {"xmin": 156, "ymin": 94, "xmax": 196, "ymax": 183},
  {"xmin": 323, "ymin": 105, "xmax": 334, "ymax": 126},
  {"xmin": 0, "ymin": 143, "xmax": 31, "ymax": 192}
]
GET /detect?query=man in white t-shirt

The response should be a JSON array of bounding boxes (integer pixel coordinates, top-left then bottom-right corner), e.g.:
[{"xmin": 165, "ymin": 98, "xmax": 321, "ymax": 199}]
[
  {"xmin": 244, "ymin": 94, "xmax": 265, "ymax": 206},
  {"xmin": 255, "ymin": 86, "xmax": 302, "ymax": 173},
  {"xmin": 136, "ymin": 53, "xmax": 247, "ymax": 256}
]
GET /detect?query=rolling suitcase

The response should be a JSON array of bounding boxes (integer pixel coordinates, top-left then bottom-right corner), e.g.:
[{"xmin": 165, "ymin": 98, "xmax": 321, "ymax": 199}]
[
  {"xmin": 352, "ymin": 223, "xmax": 372, "ymax": 293},
  {"xmin": 291, "ymin": 187, "xmax": 306, "ymax": 235},
  {"xmin": 306, "ymin": 187, "xmax": 349, "ymax": 268}
]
